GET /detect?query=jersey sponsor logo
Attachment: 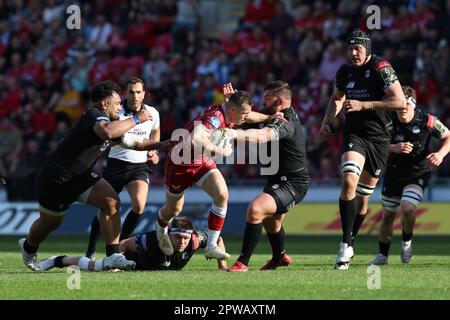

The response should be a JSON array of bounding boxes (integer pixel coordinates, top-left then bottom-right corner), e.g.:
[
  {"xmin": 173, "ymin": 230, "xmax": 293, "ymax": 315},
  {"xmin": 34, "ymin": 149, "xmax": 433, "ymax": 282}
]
[
  {"xmin": 271, "ymin": 184, "xmax": 279, "ymax": 190},
  {"xmin": 374, "ymin": 60, "xmax": 391, "ymax": 72},
  {"xmin": 412, "ymin": 126, "xmax": 421, "ymax": 134},
  {"xmin": 209, "ymin": 116, "xmax": 221, "ymax": 129},
  {"xmin": 346, "ymin": 81, "xmax": 355, "ymax": 89},
  {"xmin": 375, "ymin": 169, "xmax": 381, "ymax": 176},
  {"xmin": 90, "ymin": 172, "xmax": 98, "ymax": 178},
  {"xmin": 348, "ymin": 143, "xmax": 353, "ymax": 148}
]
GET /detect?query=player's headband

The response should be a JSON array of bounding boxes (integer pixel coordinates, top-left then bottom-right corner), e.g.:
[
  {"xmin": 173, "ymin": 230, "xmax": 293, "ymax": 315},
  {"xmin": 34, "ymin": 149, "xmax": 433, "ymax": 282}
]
[
  {"xmin": 406, "ymin": 97, "xmax": 416, "ymax": 107},
  {"xmin": 169, "ymin": 228, "xmax": 193, "ymax": 236}
]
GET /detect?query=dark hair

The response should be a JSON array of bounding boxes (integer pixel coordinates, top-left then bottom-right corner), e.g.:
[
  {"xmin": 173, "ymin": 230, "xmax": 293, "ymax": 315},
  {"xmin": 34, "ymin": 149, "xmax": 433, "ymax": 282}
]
[
  {"xmin": 125, "ymin": 77, "xmax": 145, "ymax": 89},
  {"xmin": 264, "ymin": 80, "xmax": 292, "ymax": 99},
  {"xmin": 170, "ymin": 217, "xmax": 194, "ymax": 230},
  {"xmin": 90, "ymin": 81, "xmax": 121, "ymax": 103},
  {"xmin": 228, "ymin": 91, "xmax": 254, "ymax": 109},
  {"xmin": 402, "ymin": 86, "xmax": 417, "ymax": 100}
]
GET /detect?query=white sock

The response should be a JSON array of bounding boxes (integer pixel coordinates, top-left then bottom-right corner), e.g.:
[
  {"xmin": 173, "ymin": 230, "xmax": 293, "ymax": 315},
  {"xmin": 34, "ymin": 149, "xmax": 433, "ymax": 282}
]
[{"xmin": 206, "ymin": 230, "xmax": 220, "ymax": 250}]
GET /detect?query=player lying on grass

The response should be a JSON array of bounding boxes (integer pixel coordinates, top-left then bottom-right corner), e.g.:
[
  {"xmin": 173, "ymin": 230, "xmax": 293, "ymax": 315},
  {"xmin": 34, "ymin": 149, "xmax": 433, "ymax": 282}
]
[
  {"xmin": 19, "ymin": 81, "xmax": 167, "ymax": 272},
  {"xmin": 35, "ymin": 217, "xmax": 228, "ymax": 271},
  {"xmin": 371, "ymin": 86, "xmax": 450, "ymax": 265}
]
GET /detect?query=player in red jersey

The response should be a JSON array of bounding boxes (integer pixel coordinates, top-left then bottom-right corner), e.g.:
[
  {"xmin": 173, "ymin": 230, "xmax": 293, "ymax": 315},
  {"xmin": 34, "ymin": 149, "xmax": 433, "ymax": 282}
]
[{"xmin": 156, "ymin": 89, "xmax": 273, "ymax": 261}]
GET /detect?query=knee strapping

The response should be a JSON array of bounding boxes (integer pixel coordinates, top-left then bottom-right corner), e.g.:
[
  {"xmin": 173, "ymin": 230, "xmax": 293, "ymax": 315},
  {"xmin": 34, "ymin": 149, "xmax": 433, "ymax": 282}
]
[
  {"xmin": 381, "ymin": 196, "xmax": 401, "ymax": 212},
  {"xmin": 341, "ymin": 161, "xmax": 362, "ymax": 177},
  {"xmin": 401, "ymin": 188, "xmax": 423, "ymax": 207},
  {"xmin": 356, "ymin": 183, "xmax": 375, "ymax": 197}
]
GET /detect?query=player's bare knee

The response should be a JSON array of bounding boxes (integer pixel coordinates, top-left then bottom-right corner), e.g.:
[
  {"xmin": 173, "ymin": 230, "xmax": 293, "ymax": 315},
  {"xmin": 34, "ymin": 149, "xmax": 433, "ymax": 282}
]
[
  {"xmin": 247, "ymin": 202, "xmax": 264, "ymax": 222},
  {"xmin": 341, "ymin": 175, "xmax": 358, "ymax": 199},
  {"xmin": 400, "ymin": 202, "xmax": 416, "ymax": 217},
  {"xmin": 131, "ymin": 202, "xmax": 145, "ymax": 214},
  {"xmin": 213, "ymin": 189, "xmax": 228, "ymax": 207},
  {"xmin": 102, "ymin": 195, "xmax": 121, "ymax": 215}
]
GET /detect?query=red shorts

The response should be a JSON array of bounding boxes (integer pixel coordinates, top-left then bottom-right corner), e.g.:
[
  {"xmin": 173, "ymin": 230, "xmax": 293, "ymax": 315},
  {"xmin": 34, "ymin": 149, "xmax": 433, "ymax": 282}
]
[{"xmin": 164, "ymin": 157, "xmax": 218, "ymax": 196}]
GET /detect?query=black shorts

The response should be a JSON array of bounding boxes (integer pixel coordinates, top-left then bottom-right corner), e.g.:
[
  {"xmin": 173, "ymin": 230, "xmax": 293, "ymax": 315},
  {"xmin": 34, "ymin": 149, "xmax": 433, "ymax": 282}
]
[
  {"xmin": 382, "ymin": 167, "xmax": 430, "ymax": 198},
  {"xmin": 263, "ymin": 173, "xmax": 309, "ymax": 214},
  {"xmin": 103, "ymin": 158, "xmax": 151, "ymax": 193},
  {"xmin": 343, "ymin": 134, "xmax": 389, "ymax": 178},
  {"xmin": 35, "ymin": 163, "xmax": 101, "ymax": 213}
]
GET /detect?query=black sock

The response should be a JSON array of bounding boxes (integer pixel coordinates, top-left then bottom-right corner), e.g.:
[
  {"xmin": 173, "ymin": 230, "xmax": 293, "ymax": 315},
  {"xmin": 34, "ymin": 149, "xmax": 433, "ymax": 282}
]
[
  {"xmin": 351, "ymin": 213, "xmax": 367, "ymax": 245},
  {"xmin": 86, "ymin": 216, "xmax": 101, "ymax": 256},
  {"xmin": 120, "ymin": 210, "xmax": 142, "ymax": 240},
  {"xmin": 379, "ymin": 241, "xmax": 391, "ymax": 256},
  {"xmin": 267, "ymin": 226, "xmax": 286, "ymax": 260},
  {"xmin": 54, "ymin": 255, "xmax": 67, "ymax": 268},
  {"xmin": 106, "ymin": 244, "xmax": 120, "ymax": 256},
  {"xmin": 23, "ymin": 239, "xmax": 38, "ymax": 254},
  {"xmin": 339, "ymin": 197, "xmax": 358, "ymax": 245},
  {"xmin": 402, "ymin": 231, "xmax": 413, "ymax": 242},
  {"xmin": 237, "ymin": 222, "xmax": 262, "ymax": 266}
]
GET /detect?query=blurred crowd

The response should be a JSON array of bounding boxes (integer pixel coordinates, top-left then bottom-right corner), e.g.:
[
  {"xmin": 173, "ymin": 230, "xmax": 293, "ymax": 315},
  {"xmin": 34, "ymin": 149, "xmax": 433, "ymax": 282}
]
[{"xmin": 1, "ymin": 0, "xmax": 450, "ymax": 200}]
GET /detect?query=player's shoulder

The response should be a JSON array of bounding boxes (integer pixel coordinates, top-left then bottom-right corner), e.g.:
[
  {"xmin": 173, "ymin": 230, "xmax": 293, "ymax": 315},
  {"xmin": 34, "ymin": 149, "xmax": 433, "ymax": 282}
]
[
  {"xmin": 85, "ymin": 107, "xmax": 110, "ymax": 123},
  {"xmin": 415, "ymin": 108, "xmax": 436, "ymax": 129},
  {"xmin": 142, "ymin": 104, "xmax": 159, "ymax": 115},
  {"xmin": 203, "ymin": 104, "xmax": 225, "ymax": 128},
  {"xmin": 371, "ymin": 55, "xmax": 393, "ymax": 73}
]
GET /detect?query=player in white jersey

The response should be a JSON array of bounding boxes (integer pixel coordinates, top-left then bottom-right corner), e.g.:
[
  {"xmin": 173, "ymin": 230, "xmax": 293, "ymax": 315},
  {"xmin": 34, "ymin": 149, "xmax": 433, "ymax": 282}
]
[{"xmin": 85, "ymin": 77, "xmax": 160, "ymax": 259}]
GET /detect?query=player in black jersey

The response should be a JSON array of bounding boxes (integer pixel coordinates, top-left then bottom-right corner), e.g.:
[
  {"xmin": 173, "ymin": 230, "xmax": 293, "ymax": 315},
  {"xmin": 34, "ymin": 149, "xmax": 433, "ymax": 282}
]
[
  {"xmin": 85, "ymin": 77, "xmax": 161, "ymax": 260},
  {"xmin": 18, "ymin": 81, "xmax": 161, "ymax": 272},
  {"xmin": 319, "ymin": 29, "xmax": 406, "ymax": 270},
  {"xmin": 370, "ymin": 86, "xmax": 450, "ymax": 265},
  {"xmin": 34, "ymin": 217, "xmax": 228, "ymax": 272},
  {"xmin": 225, "ymin": 81, "xmax": 309, "ymax": 272}
]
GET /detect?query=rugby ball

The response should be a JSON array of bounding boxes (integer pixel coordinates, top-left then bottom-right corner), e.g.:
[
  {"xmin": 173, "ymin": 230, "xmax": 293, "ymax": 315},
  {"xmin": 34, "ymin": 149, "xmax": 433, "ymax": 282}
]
[{"xmin": 210, "ymin": 128, "xmax": 230, "ymax": 149}]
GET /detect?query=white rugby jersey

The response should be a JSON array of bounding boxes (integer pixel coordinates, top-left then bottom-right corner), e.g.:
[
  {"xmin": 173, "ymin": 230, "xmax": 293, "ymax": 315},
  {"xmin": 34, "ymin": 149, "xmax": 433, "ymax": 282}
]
[{"xmin": 108, "ymin": 104, "xmax": 160, "ymax": 163}]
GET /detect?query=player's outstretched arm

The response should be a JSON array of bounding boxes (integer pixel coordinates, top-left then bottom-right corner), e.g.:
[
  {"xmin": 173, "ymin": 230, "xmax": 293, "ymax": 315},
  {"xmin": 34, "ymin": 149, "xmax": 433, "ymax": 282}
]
[
  {"xmin": 94, "ymin": 109, "xmax": 153, "ymax": 140},
  {"xmin": 320, "ymin": 87, "xmax": 345, "ymax": 138},
  {"xmin": 228, "ymin": 127, "xmax": 277, "ymax": 144},
  {"xmin": 133, "ymin": 138, "xmax": 171, "ymax": 151}
]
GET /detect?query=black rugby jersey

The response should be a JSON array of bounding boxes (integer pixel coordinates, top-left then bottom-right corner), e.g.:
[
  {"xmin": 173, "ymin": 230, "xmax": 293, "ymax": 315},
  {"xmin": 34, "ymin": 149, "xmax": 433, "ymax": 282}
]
[
  {"xmin": 265, "ymin": 107, "xmax": 308, "ymax": 177},
  {"xmin": 388, "ymin": 108, "xmax": 448, "ymax": 171},
  {"xmin": 131, "ymin": 231, "xmax": 207, "ymax": 270},
  {"xmin": 335, "ymin": 54, "xmax": 398, "ymax": 142},
  {"xmin": 49, "ymin": 108, "xmax": 110, "ymax": 175}
]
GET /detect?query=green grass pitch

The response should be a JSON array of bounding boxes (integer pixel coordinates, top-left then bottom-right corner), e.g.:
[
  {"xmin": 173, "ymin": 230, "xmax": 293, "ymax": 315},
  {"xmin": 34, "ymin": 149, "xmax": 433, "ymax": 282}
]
[{"xmin": 1, "ymin": 235, "xmax": 449, "ymax": 299}]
